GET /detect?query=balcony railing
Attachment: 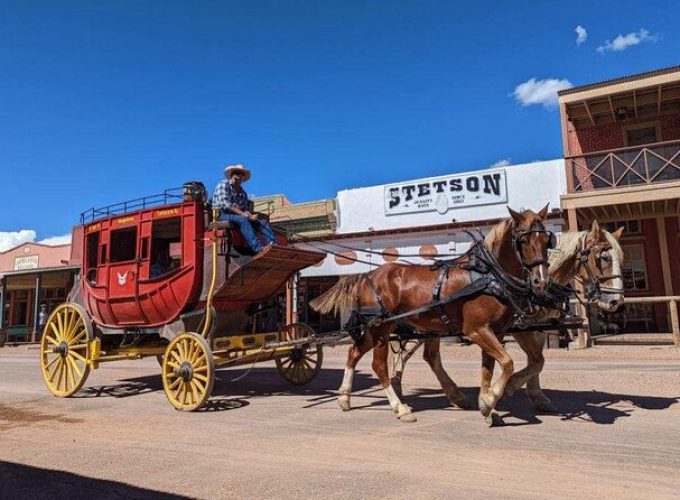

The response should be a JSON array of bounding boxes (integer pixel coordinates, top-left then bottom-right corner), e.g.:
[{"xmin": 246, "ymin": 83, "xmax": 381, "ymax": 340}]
[{"xmin": 566, "ymin": 139, "xmax": 680, "ymax": 192}]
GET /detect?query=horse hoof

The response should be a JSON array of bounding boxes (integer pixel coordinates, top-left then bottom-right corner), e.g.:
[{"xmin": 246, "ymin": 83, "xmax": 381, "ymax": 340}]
[
  {"xmin": 478, "ymin": 395, "xmax": 493, "ymax": 416},
  {"xmin": 398, "ymin": 413, "xmax": 417, "ymax": 423},
  {"xmin": 397, "ymin": 404, "xmax": 416, "ymax": 422},
  {"xmin": 338, "ymin": 396, "xmax": 351, "ymax": 411},
  {"xmin": 485, "ymin": 412, "xmax": 503, "ymax": 427}
]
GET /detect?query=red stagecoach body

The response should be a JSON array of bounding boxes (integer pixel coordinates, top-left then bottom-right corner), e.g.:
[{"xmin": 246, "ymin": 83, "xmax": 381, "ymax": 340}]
[{"xmin": 76, "ymin": 184, "xmax": 324, "ymax": 332}]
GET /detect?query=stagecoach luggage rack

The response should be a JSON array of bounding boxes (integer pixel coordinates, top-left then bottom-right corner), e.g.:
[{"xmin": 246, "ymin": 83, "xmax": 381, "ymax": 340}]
[{"xmin": 80, "ymin": 186, "xmax": 185, "ymax": 223}]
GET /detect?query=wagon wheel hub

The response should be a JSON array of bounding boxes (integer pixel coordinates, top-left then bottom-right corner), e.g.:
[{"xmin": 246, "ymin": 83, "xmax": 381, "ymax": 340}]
[
  {"xmin": 55, "ymin": 341, "xmax": 69, "ymax": 358},
  {"xmin": 290, "ymin": 348, "xmax": 304, "ymax": 363},
  {"xmin": 178, "ymin": 361, "xmax": 194, "ymax": 382}
]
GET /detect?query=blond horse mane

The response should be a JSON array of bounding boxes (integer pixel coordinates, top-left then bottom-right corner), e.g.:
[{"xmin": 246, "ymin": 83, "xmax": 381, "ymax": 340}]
[
  {"xmin": 483, "ymin": 219, "xmax": 512, "ymax": 251},
  {"xmin": 549, "ymin": 229, "xmax": 624, "ymax": 282}
]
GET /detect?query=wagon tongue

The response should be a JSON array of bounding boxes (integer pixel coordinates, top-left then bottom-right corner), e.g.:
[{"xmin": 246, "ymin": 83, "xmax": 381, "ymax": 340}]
[{"xmin": 215, "ymin": 245, "xmax": 325, "ymax": 302}]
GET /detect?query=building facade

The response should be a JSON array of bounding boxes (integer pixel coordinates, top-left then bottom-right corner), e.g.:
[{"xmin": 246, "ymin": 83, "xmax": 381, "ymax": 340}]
[
  {"xmin": 558, "ymin": 65, "xmax": 680, "ymax": 341},
  {"xmin": 294, "ymin": 160, "xmax": 567, "ymax": 331},
  {"xmin": 0, "ymin": 240, "xmax": 78, "ymax": 342}
]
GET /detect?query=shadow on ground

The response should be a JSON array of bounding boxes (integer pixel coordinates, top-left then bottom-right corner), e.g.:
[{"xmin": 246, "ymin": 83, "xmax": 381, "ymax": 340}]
[
  {"xmin": 69, "ymin": 366, "xmax": 679, "ymax": 424},
  {"xmin": 0, "ymin": 461, "xmax": 188, "ymax": 499},
  {"xmin": 71, "ymin": 367, "xmax": 375, "ymax": 412},
  {"xmin": 403, "ymin": 386, "xmax": 679, "ymax": 426}
]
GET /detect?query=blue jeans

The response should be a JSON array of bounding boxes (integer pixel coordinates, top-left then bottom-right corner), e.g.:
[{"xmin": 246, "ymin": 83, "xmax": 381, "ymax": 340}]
[{"xmin": 218, "ymin": 213, "xmax": 277, "ymax": 253}]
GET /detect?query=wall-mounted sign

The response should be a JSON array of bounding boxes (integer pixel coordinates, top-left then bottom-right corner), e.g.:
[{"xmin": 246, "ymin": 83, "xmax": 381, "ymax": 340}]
[
  {"xmin": 384, "ymin": 170, "xmax": 508, "ymax": 216},
  {"xmin": 14, "ymin": 255, "xmax": 39, "ymax": 271}
]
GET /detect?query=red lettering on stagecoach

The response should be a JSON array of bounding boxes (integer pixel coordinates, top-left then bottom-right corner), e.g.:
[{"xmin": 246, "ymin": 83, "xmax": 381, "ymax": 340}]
[{"xmin": 154, "ymin": 208, "xmax": 180, "ymax": 217}]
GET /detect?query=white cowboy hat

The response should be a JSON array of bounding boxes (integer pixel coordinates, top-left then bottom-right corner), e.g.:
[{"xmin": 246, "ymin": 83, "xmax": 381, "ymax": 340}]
[{"xmin": 224, "ymin": 164, "xmax": 252, "ymax": 182}]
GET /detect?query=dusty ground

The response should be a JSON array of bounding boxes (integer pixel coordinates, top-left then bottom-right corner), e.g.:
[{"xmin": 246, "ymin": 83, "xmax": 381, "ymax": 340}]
[{"xmin": 1, "ymin": 342, "xmax": 680, "ymax": 499}]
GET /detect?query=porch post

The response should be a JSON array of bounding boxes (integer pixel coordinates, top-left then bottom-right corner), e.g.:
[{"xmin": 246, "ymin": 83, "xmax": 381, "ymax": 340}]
[
  {"xmin": 656, "ymin": 216, "xmax": 673, "ymax": 296},
  {"xmin": 285, "ymin": 274, "xmax": 300, "ymax": 326},
  {"xmin": 670, "ymin": 299, "xmax": 680, "ymax": 346},
  {"xmin": 0, "ymin": 277, "xmax": 6, "ymax": 327},
  {"xmin": 567, "ymin": 208, "xmax": 578, "ymax": 231},
  {"xmin": 31, "ymin": 274, "xmax": 42, "ymax": 342}
]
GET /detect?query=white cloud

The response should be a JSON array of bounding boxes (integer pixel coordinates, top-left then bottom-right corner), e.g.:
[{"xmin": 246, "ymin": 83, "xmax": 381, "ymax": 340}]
[
  {"xmin": 512, "ymin": 77, "xmax": 574, "ymax": 108},
  {"xmin": 0, "ymin": 230, "xmax": 72, "ymax": 252},
  {"xmin": 489, "ymin": 158, "xmax": 511, "ymax": 168},
  {"xmin": 39, "ymin": 234, "xmax": 72, "ymax": 246},
  {"xmin": 597, "ymin": 29, "xmax": 659, "ymax": 53},
  {"xmin": 0, "ymin": 230, "xmax": 37, "ymax": 252},
  {"xmin": 575, "ymin": 25, "xmax": 587, "ymax": 46}
]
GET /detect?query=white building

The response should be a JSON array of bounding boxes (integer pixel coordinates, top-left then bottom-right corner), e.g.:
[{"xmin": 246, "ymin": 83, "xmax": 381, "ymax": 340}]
[{"xmin": 293, "ymin": 159, "xmax": 567, "ymax": 331}]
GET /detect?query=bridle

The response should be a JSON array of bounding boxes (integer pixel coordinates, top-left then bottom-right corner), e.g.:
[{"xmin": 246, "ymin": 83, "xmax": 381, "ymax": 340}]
[
  {"xmin": 511, "ymin": 223, "xmax": 556, "ymax": 277},
  {"xmin": 573, "ymin": 235, "xmax": 623, "ymax": 303}
]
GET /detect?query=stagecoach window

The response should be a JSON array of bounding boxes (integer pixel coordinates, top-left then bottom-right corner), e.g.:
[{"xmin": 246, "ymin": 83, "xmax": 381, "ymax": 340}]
[
  {"xmin": 150, "ymin": 217, "xmax": 182, "ymax": 277},
  {"xmin": 86, "ymin": 232, "xmax": 99, "ymax": 273},
  {"xmin": 110, "ymin": 227, "xmax": 138, "ymax": 263}
]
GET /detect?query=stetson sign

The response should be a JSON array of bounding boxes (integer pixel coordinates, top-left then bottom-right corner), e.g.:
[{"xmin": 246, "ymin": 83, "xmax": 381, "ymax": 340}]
[{"xmin": 384, "ymin": 170, "xmax": 508, "ymax": 215}]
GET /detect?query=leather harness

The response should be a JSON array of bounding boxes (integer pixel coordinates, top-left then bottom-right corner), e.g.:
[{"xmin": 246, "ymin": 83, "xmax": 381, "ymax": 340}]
[{"xmin": 343, "ymin": 229, "xmax": 572, "ymax": 343}]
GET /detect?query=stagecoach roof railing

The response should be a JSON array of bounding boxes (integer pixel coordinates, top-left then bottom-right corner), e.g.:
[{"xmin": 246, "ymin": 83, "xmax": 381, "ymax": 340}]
[{"xmin": 80, "ymin": 187, "xmax": 185, "ymax": 224}]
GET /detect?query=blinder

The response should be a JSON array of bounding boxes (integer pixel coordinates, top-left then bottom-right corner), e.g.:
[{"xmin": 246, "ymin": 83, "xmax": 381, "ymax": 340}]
[{"xmin": 512, "ymin": 228, "xmax": 555, "ymax": 270}]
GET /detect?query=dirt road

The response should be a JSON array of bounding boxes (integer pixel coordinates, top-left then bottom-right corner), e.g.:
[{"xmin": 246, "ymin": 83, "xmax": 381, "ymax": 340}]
[{"xmin": 1, "ymin": 343, "xmax": 679, "ymax": 499}]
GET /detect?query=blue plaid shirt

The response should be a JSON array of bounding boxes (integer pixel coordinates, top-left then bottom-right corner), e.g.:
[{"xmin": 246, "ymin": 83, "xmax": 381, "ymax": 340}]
[{"xmin": 212, "ymin": 180, "xmax": 251, "ymax": 213}]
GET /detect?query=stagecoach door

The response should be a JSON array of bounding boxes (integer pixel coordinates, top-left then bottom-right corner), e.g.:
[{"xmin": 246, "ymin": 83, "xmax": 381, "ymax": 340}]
[{"xmin": 106, "ymin": 226, "xmax": 145, "ymax": 324}]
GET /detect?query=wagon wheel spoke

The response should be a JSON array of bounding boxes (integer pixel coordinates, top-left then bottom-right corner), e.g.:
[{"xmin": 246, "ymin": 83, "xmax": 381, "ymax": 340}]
[
  {"xmin": 40, "ymin": 304, "xmax": 92, "ymax": 398},
  {"xmin": 167, "ymin": 377, "xmax": 181, "ymax": 391},
  {"xmin": 162, "ymin": 332, "xmax": 214, "ymax": 411},
  {"xmin": 65, "ymin": 359, "xmax": 75, "ymax": 391},
  {"xmin": 48, "ymin": 359, "xmax": 62, "ymax": 384},
  {"xmin": 190, "ymin": 379, "xmax": 204, "ymax": 399},
  {"xmin": 170, "ymin": 350, "xmax": 182, "ymax": 364},
  {"xmin": 275, "ymin": 323, "xmax": 322, "ymax": 386},
  {"xmin": 69, "ymin": 350, "xmax": 87, "ymax": 363},
  {"xmin": 69, "ymin": 328, "xmax": 87, "ymax": 345},
  {"xmin": 44, "ymin": 354, "xmax": 60, "ymax": 371},
  {"xmin": 176, "ymin": 339, "xmax": 187, "ymax": 361},
  {"xmin": 68, "ymin": 355, "xmax": 83, "ymax": 378}
]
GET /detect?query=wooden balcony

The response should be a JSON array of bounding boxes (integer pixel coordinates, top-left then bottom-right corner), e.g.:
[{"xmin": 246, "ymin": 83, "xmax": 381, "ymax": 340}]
[{"xmin": 566, "ymin": 139, "xmax": 680, "ymax": 192}]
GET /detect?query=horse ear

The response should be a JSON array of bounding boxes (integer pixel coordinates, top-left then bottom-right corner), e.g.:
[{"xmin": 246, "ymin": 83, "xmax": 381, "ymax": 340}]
[
  {"xmin": 537, "ymin": 203, "xmax": 549, "ymax": 220},
  {"xmin": 507, "ymin": 206, "xmax": 522, "ymax": 225},
  {"xmin": 590, "ymin": 220, "xmax": 603, "ymax": 239},
  {"xmin": 611, "ymin": 226, "xmax": 625, "ymax": 240}
]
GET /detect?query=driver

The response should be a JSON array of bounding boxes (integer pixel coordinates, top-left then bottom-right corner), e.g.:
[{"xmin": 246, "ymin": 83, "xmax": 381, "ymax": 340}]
[{"xmin": 212, "ymin": 164, "xmax": 277, "ymax": 253}]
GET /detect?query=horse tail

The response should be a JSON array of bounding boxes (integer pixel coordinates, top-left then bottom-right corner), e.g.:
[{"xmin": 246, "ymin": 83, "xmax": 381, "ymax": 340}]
[{"xmin": 309, "ymin": 274, "xmax": 364, "ymax": 315}]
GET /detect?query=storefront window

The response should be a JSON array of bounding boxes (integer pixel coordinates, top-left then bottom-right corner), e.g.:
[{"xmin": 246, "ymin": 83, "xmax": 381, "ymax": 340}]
[{"xmin": 621, "ymin": 243, "xmax": 648, "ymax": 291}]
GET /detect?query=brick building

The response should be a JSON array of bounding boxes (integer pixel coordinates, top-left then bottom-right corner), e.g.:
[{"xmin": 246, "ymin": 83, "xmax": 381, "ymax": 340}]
[{"xmin": 558, "ymin": 65, "xmax": 680, "ymax": 342}]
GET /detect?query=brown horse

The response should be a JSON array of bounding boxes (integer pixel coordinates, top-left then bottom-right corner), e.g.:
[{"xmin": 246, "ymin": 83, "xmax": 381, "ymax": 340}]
[
  {"xmin": 310, "ymin": 205, "xmax": 553, "ymax": 425},
  {"xmin": 389, "ymin": 220, "xmax": 625, "ymax": 413}
]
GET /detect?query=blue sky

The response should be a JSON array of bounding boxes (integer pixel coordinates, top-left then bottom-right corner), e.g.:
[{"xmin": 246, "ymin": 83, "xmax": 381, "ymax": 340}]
[{"xmin": 1, "ymin": 1, "xmax": 678, "ymax": 248}]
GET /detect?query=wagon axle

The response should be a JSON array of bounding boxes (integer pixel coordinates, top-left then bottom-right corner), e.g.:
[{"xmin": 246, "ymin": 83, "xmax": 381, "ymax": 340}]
[
  {"xmin": 55, "ymin": 341, "xmax": 70, "ymax": 358},
  {"xmin": 177, "ymin": 361, "xmax": 194, "ymax": 382}
]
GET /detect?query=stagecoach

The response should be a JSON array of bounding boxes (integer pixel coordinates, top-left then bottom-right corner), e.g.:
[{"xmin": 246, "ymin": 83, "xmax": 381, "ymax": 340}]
[{"xmin": 39, "ymin": 183, "xmax": 326, "ymax": 410}]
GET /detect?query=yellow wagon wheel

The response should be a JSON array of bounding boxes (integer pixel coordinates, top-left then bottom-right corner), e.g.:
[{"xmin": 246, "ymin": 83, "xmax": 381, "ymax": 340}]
[
  {"xmin": 162, "ymin": 332, "xmax": 215, "ymax": 411},
  {"xmin": 39, "ymin": 303, "xmax": 93, "ymax": 397},
  {"xmin": 275, "ymin": 323, "xmax": 323, "ymax": 386}
]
